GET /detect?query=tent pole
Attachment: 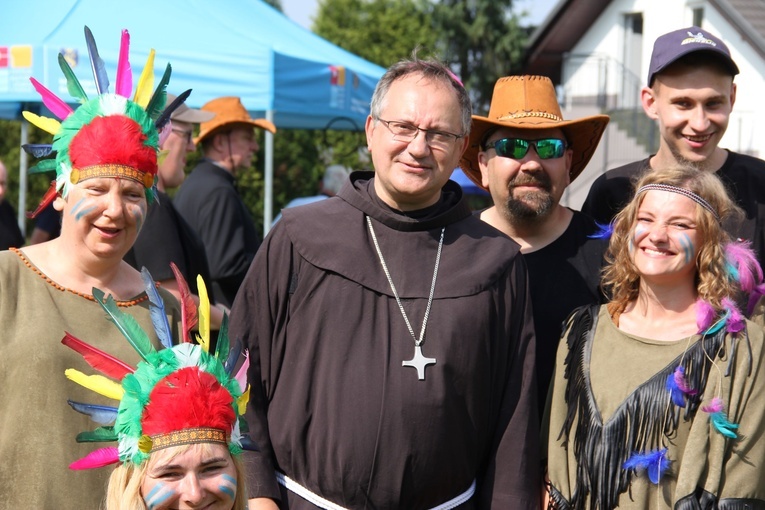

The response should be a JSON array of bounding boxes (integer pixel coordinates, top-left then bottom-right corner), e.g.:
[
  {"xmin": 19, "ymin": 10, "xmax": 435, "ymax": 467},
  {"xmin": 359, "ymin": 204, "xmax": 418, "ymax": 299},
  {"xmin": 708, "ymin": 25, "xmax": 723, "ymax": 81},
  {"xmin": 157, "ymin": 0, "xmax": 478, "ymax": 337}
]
[
  {"xmin": 18, "ymin": 118, "xmax": 28, "ymax": 237},
  {"xmin": 263, "ymin": 110, "xmax": 275, "ymax": 238}
]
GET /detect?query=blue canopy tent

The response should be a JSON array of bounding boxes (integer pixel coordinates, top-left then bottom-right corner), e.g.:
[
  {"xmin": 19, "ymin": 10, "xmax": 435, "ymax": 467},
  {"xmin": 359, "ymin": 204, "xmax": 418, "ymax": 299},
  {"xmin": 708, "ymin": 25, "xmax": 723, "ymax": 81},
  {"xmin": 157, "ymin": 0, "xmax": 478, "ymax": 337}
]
[{"xmin": 0, "ymin": 0, "xmax": 385, "ymax": 231}]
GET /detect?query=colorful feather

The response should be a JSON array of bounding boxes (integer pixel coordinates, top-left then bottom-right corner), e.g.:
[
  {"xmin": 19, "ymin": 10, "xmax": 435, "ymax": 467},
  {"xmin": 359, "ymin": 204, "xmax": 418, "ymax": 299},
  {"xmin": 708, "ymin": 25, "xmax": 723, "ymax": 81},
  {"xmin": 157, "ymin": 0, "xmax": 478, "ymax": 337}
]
[
  {"xmin": 237, "ymin": 385, "xmax": 250, "ymax": 415},
  {"xmin": 666, "ymin": 366, "xmax": 696, "ymax": 407},
  {"xmin": 721, "ymin": 297, "xmax": 746, "ymax": 333},
  {"xmin": 133, "ymin": 49, "xmax": 156, "ymax": 108},
  {"xmin": 69, "ymin": 446, "xmax": 120, "ymax": 470},
  {"xmin": 21, "ymin": 143, "xmax": 54, "ymax": 158},
  {"xmin": 724, "ymin": 240, "xmax": 763, "ymax": 293},
  {"xmin": 58, "ymin": 52, "xmax": 88, "ymax": 104},
  {"xmin": 224, "ymin": 338, "xmax": 242, "ymax": 375},
  {"xmin": 748, "ymin": 283, "xmax": 765, "ymax": 316},
  {"xmin": 588, "ymin": 221, "xmax": 613, "ymax": 239},
  {"xmin": 702, "ymin": 397, "xmax": 739, "ymax": 438},
  {"xmin": 115, "ymin": 29, "xmax": 132, "ymax": 98},
  {"xmin": 29, "ymin": 77, "xmax": 74, "ymax": 120},
  {"xmin": 92, "ymin": 288, "xmax": 157, "ymax": 362},
  {"xmin": 84, "ymin": 26, "xmax": 110, "ymax": 94},
  {"xmin": 61, "ymin": 332, "xmax": 134, "ymax": 379},
  {"xmin": 67, "ymin": 400, "xmax": 118, "ymax": 425},
  {"xmin": 623, "ymin": 448, "xmax": 671, "ymax": 484},
  {"xmin": 695, "ymin": 298, "xmax": 717, "ymax": 333},
  {"xmin": 76, "ymin": 426, "xmax": 117, "ymax": 443},
  {"xmin": 215, "ymin": 314, "xmax": 230, "ymax": 361},
  {"xmin": 154, "ymin": 89, "xmax": 191, "ymax": 131},
  {"xmin": 28, "ymin": 160, "xmax": 58, "ymax": 174},
  {"xmin": 169, "ymin": 263, "xmax": 198, "ymax": 343},
  {"xmin": 65, "ymin": 369, "xmax": 124, "ymax": 401},
  {"xmin": 234, "ymin": 350, "xmax": 249, "ymax": 393},
  {"xmin": 197, "ymin": 275, "xmax": 211, "ymax": 353},
  {"xmin": 26, "ymin": 180, "xmax": 59, "ymax": 219},
  {"xmin": 144, "ymin": 63, "xmax": 171, "ymax": 121},
  {"xmin": 22, "ymin": 111, "xmax": 61, "ymax": 135},
  {"xmin": 140, "ymin": 267, "xmax": 173, "ymax": 349}
]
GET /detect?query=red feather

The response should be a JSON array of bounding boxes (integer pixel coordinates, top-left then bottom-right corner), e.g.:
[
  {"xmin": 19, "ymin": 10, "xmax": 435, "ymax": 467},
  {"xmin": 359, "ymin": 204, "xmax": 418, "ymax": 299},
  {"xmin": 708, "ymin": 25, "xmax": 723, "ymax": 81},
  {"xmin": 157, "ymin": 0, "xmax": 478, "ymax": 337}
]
[
  {"xmin": 61, "ymin": 332, "xmax": 134, "ymax": 379},
  {"xmin": 69, "ymin": 446, "xmax": 120, "ymax": 470},
  {"xmin": 27, "ymin": 180, "xmax": 58, "ymax": 219},
  {"xmin": 170, "ymin": 262, "xmax": 198, "ymax": 343}
]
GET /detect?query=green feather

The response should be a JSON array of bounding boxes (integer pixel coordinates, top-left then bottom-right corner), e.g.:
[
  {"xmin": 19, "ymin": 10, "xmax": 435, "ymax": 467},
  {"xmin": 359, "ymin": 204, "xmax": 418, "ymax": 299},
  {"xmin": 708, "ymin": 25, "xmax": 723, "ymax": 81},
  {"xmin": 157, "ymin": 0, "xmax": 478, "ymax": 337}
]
[
  {"xmin": 76, "ymin": 426, "xmax": 117, "ymax": 443},
  {"xmin": 214, "ymin": 313, "xmax": 230, "ymax": 361},
  {"xmin": 58, "ymin": 53, "xmax": 88, "ymax": 104},
  {"xmin": 144, "ymin": 63, "xmax": 171, "ymax": 121},
  {"xmin": 29, "ymin": 159, "xmax": 57, "ymax": 174},
  {"xmin": 92, "ymin": 288, "xmax": 156, "ymax": 363}
]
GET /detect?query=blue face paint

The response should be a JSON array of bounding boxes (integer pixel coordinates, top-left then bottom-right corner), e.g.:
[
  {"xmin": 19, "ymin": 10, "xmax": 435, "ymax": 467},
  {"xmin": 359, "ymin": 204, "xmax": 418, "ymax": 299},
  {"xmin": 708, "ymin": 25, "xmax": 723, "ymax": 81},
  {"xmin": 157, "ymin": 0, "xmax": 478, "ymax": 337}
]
[
  {"xmin": 144, "ymin": 482, "xmax": 175, "ymax": 510},
  {"xmin": 132, "ymin": 208, "xmax": 144, "ymax": 232},
  {"xmin": 74, "ymin": 205, "xmax": 98, "ymax": 221},
  {"xmin": 219, "ymin": 473, "xmax": 237, "ymax": 499},
  {"xmin": 678, "ymin": 233, "xmax": 694, "ymax": 264},
  {"xmin": 69, "ymin": 197, "xmax": 86, "ymax": 217}
]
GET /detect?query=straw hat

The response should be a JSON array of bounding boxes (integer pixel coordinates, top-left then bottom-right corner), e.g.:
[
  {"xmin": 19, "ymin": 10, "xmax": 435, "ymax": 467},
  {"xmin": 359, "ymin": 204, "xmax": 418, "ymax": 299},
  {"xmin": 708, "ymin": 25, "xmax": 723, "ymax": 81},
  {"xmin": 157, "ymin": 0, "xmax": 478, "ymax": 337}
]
[
  {"xmin": 460, "ymin": 75, "xmax": 609, "ymax": 188},
  {"xmin": 195, "ymin": 96, "xmax": 277, "ymax": 144}
]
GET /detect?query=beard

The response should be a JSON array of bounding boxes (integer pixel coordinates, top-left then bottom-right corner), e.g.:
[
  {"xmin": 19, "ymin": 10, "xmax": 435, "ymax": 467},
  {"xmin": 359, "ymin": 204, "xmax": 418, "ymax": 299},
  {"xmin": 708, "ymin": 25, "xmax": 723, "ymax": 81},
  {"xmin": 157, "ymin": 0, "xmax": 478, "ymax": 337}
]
[{"xmin": 501, "ymin": 173, "xmax": 555, "ymax": 221}]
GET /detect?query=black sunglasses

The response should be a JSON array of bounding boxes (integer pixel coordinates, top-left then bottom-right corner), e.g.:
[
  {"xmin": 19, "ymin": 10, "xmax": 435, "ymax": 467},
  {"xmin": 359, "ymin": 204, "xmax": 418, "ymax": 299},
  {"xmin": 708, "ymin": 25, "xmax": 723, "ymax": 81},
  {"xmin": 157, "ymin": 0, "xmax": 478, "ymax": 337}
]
[{"xmin": 484, "ymin": 138, "xmax": 567, "ymax": 160}]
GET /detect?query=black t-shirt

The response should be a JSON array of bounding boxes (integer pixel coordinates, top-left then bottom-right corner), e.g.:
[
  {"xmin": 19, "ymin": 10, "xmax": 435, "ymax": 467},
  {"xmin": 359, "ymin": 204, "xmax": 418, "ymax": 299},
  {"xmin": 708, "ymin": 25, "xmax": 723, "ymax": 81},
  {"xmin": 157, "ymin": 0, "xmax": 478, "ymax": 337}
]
[
  {"xmin": 0, "ymin": 200, "xmax": 23, "ymax": 250},
  {"xmin": 581, "ymin": 151, "xmax": 765, "ymax": 269},
  {"xmin": 34, "ymin": 202, "xmax": 61, "ymax": 239},
  {"xmin": 523, "ymin": 210, "xmax": 608, "ymax": 417}
]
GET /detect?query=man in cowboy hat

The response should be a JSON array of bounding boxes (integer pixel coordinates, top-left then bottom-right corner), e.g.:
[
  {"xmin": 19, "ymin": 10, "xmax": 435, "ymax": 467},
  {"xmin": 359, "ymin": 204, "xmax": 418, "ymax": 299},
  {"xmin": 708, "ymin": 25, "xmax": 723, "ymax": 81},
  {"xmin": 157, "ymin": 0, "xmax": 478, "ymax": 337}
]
[
  {"xmin": 582, "ymin": 26, "xmax": 765, "ymax": 269},
  {"xmin": 461, "ymin": 75, "xmax": 609, "ymax": 414},
  {"xmin": 174, "ymin": 96, "xmax": 276, "ymax": 308}
]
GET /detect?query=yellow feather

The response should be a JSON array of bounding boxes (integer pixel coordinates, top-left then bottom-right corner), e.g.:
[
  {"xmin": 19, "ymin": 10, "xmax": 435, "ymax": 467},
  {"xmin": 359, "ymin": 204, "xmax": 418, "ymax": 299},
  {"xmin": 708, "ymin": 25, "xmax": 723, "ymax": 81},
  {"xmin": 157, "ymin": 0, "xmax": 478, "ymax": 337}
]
[
  {"xmin": 22, "ymin": 111, "xmax": 61, "ymax": 135},
  {"xmin": 197, "ymin": 275, "xmax": 211, "ymax": 353},
  {"xmin": 133, "ymin": 49, "xmax": 156, "ymax": 108},
  {"xmin": 65, "ymin": 369, "xmax": 124, "ymax": 401},
  {"xmin": 237, "ymin": 385, "xmax": 250, "ymax": 415}
]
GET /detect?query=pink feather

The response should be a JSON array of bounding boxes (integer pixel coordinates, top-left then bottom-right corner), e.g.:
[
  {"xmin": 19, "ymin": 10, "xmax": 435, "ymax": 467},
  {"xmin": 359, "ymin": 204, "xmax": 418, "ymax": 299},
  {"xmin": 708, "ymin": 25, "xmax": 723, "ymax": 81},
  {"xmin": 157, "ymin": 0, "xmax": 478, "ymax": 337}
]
[
  {"xmin": 61, "ymin": 332, "xmax": 134, "ymax": 379},
  {"xmin": 69, "ymin": 446, "xmax": 120, "ymax": 470},
  {"xmin": 234, "ymin": 350, "xmax": 249, "ymax": 392},
  {"xmin": 702, "ymin": 396, "xmax": 724, "ymax": 414},
  {"xmin": 29, "ymin": 77, "xmax": 74, "ymax": 120},
  {"xmin": 696, "ymin": 299, "xmax": 717, "ymax": 333},
  {"xmin": 748, "ymin": 283, "xmax": 765, "ymax": 316},
  {"xmin": 722, "ymin": 297, "xmax": 746, "ymax": 333},
  {"xmin": 725, "ymin": 240, "xmax": 763, "ymax": 293},
  {"xmin": 673, "ymin": 366, "xmax": 697, "ymax": 395},
  {"xmin": 114, "ymin": 29, "xmax": 132, "ymax": 98}
]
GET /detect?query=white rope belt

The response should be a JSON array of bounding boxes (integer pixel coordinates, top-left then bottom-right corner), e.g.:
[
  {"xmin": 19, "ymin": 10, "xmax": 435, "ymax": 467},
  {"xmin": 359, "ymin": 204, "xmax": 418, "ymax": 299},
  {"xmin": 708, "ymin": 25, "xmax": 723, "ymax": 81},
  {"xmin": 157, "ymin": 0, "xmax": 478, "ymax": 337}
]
[{"xmin": 276, "ymin": 471, "xmax": 476, "ymax": 510}]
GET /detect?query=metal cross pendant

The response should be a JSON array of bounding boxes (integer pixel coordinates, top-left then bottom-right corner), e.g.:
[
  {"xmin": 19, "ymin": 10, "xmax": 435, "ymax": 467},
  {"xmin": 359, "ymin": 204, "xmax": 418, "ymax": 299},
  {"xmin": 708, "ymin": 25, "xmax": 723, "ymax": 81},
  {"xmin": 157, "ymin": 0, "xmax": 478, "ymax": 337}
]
[{"xmin": 402, "ymin": 345, "xmax": 437, "ymax": 380}]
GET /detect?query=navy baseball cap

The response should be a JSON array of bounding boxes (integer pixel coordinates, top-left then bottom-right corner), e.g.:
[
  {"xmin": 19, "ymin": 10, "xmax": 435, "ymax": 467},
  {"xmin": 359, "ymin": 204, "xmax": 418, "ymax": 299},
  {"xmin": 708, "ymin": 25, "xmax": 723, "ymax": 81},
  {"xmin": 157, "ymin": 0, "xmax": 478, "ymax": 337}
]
[{"xmin": 647, "ymin": 26, "xmax": 739, "ymax": 85}]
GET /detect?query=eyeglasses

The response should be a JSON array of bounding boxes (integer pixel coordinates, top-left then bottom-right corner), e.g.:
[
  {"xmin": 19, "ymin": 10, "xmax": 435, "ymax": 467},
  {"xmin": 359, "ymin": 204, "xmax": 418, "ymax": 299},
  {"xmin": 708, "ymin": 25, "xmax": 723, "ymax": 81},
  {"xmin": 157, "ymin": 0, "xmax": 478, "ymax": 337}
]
[
  {"xmin": 484, "ymin": 138, "xmax": 567, "ymax": 160},
  {"xmin": 376, "ymin": 118, "xmax": 464, "ymax": 150},
  {"xmin": 171, "ymin": 128, "xmax": 193, "ymax": 144}
]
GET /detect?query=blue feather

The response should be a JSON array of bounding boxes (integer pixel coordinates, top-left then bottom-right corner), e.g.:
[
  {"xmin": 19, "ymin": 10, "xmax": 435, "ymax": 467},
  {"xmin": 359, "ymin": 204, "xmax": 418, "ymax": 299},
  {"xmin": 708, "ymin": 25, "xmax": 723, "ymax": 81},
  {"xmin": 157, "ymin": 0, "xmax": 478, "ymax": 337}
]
[
  {"xmin": 710, "ymin": 412, "xmax": 739, "ymax": 438},
  {"xmin": 224, "ymin": 338, "xmax": 242, "ymax": 376},
  {"xmin": 67, "ymin": 399, "xmax": 118, "ymax": 425},
  {"xmin": 666, "ymin": 370, "xmax": 686, "ymax": 407},
  {"xmin": 588, "ymin": 221, "xmax": 613, "ymax": 239},
  {"xmin": 140, "ymin": 267, "xmax": 173, "ymax": 349},
  {"xmin": 623, "ymin": 448, "xmax": 671, "ymax": 484}
]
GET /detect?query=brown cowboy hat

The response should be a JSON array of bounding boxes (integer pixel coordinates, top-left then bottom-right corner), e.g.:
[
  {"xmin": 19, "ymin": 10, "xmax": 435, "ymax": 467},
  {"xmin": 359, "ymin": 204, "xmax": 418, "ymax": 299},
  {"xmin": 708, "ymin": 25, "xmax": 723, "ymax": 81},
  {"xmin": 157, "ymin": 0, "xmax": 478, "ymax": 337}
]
[
  {"xmin": 195, "ymin": 96, "xmax": 277, "ymax": 144},
  {"xmin": 460, "ymin": 75, "xmax": 609, "ymax": 189}
]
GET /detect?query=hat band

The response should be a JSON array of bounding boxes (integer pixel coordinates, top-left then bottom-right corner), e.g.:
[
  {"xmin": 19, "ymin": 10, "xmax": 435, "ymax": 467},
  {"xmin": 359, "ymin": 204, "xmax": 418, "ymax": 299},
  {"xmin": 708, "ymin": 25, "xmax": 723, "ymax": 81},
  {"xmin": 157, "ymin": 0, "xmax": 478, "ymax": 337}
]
[
  {"xmin": 497, "ymin": 111, "xmax": 563, "ymax": 122},
  {"xmin": 149, "ymin": 427, "xmax": 228, "ymax": 452},
  {"xmin": 71, "ymin": 164, "xmax": 155, "ymax": 188}
]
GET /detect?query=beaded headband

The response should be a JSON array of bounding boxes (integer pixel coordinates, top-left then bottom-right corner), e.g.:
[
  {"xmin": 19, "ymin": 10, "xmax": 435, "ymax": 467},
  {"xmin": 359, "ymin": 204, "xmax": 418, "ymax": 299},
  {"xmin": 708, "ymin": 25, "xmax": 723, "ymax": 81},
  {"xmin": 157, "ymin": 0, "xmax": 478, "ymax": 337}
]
[{"xmin": 636, "ymin": 183, "xmax": 721, "ymax": 222}]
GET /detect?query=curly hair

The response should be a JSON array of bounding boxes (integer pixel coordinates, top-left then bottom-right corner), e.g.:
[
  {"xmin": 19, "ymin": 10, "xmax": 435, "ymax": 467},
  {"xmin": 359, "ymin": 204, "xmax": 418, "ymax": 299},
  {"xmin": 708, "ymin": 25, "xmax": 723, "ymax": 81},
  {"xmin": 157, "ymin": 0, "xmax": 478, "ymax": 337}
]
[{"xmin": 603, "ymin": 165, "xmax": 743, "ymax": 316}]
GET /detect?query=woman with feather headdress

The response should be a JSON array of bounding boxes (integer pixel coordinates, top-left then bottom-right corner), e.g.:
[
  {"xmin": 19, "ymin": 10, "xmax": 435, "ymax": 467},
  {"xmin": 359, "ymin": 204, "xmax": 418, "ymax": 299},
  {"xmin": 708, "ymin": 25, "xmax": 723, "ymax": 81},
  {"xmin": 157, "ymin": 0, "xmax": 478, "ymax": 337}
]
[
  {"xmin": 544, "ymin": 166, "xmax": 765, "ymax": 508},
  {"xmin": 0, "ymin": 27, "xmax": 184, "ymax": 509}
]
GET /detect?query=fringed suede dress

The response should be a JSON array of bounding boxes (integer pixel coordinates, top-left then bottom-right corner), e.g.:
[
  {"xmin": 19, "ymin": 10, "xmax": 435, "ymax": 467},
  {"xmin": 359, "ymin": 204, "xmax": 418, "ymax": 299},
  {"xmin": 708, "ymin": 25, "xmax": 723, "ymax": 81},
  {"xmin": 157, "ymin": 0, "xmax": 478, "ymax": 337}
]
[{"xmin": 545, "ymin": 305, "xmax": 765, "ymax": 509}]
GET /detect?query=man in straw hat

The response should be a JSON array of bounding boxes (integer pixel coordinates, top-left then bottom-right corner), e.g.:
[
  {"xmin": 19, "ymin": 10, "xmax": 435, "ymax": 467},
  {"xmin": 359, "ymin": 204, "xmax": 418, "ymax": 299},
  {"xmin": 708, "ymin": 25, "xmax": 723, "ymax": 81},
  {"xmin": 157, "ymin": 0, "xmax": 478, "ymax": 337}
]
[
  {"xmin": 231, "ymin": 56, "xmax": 540, "ymax": 509},
  {"xmin": 174, "ymin": 96, "xmax": 276, "ymax": 308},
  {"xmin": 461, "ymin": 75, "xmax": 610, "ymax": 415},
  {"xmin": 582, "ymin": 26, "xmax": 765, "ymax": 269}
]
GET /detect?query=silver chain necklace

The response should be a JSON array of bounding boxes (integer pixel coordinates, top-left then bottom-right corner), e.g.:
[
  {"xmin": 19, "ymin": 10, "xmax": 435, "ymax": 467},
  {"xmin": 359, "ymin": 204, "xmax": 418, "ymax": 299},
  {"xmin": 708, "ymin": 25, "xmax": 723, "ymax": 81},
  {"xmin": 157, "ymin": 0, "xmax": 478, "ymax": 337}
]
[{"xmin": 366, "ymin": 215, "xmax": 445, "ymax": 381}]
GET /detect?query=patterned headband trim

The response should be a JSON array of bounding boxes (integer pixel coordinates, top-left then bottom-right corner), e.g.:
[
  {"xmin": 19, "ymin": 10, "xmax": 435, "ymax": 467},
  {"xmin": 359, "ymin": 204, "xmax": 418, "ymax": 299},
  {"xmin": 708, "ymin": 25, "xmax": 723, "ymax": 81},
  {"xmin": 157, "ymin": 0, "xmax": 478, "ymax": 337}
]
[
  {"xmin": 147, "ymin": 427, "xmax": 228, "ymax": 453},
  {"xmin": 636, "ymin": 183, "xmax": 721, "ymax": 222},
  {"xmin": 71, "ymin": 164, "xmax": 155, "ymax": 188}
]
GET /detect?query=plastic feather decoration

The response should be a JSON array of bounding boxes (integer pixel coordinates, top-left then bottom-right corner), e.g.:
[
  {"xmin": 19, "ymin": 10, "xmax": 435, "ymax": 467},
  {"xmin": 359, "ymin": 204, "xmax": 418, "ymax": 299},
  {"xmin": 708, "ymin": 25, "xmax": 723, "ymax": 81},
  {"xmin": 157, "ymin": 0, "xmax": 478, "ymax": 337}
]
[
  {"xmin": 169, "ymin": 262, "xmax": 198, "ymax": 343},
  {"xmin": 62, "ymin": 332, "xmax": 134, "ymax": 379},
  {"xmin": 623, "ymin": 448, "xmax": 671, "ymax": 484},
  {"xmin": 84, "ymin": 26, "xmax": 110, "ymax": 94},
  {"xmin": 26, "ymin": 181, "xmax": 59, "ymax": 219},
  {"xmin": 114, "ymin": 30, "xmax": 132, "ymax": 98},
  {"xmin": 67, "ymin": 400, "xmax": 118, "ymax": 425},
  {"xmin": 132, "ymin": 49, "xmax": 156, "ymax": 108},
  {"xmin": 58, "ymin": 53, "xmax": 88, "ymax": 104},
  {"xmin": 197, "ymin": 275, "xmax": 211, "ymax": 353},
  {"xmin": 29, "ymin": 77, "xmax": 74, "ymax": 120},
  {"xmin": 666, "ymin": 366, "xmax": 697, "ymax": 406},
  {"xmin": 92, "ymin": 288, "xmax": 157, "ymax": 363},
  {"xmin": 65, "ymin": 369, "xmax": 125, "ymax": 401},
  {"xmin": 69, "ymin": 447, "xmax": 120, "ymax": 470},
  {"xmin": 21, "ymin": 111, "xmax": 61, "ymax": 135},
  {"xmin": 702, "ymin": 397, "xmax": 739, "ymax": 438},
  {"xmin": 144, "ymin": 63, "xmax": 171, "ymax": 121},
  {"xmin": 588, "ymin": 221, "xmax": 614, "ymax": 239},
  {"xmin": 140, "ymin": 268, "xmax": 173, "ymax": 349}
]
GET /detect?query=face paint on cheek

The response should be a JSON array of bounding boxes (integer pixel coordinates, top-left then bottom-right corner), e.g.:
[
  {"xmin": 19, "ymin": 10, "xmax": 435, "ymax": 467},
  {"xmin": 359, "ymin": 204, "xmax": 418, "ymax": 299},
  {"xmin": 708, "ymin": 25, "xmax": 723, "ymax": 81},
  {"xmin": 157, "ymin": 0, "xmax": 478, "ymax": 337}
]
[
  {"xmin": 69, "ymin": 197, "xmax": 86, "ymax": 217},
  {"xmin": 131, "ymin": 207, "xmax": 145, "ymax": 232},
  {"xmin": 678, "ymin": 233, "xmax": 694, "ymax": 264},
  {"xmin": 630, "ymin": 225, "xmax": 647, "ymax": 253},
  {"xmin": 144, "ymin": 482, "xmax": 176, "ymax": 510},
  {"xmin": 219, "ymin": 473, "xmax": 237, "ymax": 500},
  {"xmin": 74, "ymin": 204, "xmax": 98, "ymax": 222}
]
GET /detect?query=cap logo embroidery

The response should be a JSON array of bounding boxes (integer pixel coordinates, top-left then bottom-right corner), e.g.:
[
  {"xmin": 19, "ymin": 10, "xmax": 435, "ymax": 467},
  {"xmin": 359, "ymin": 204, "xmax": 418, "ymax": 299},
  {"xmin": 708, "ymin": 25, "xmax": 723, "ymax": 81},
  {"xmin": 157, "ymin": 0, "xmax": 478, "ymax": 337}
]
[{"xmin": 682, "ymin": 31, "xmax": 717, "ymax": 47}]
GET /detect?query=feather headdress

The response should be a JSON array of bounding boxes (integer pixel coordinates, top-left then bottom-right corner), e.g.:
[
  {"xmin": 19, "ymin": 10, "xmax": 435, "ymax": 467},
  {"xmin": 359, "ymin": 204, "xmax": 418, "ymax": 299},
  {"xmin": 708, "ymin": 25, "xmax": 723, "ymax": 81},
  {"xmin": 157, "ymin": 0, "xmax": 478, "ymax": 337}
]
[
  {"xmin": 22, "ymin": 26, "xmax": 191, "ymax": 217},
  {"xmin": 63, "ymin": 269, "xmax": 251, "ymax": 469}
]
